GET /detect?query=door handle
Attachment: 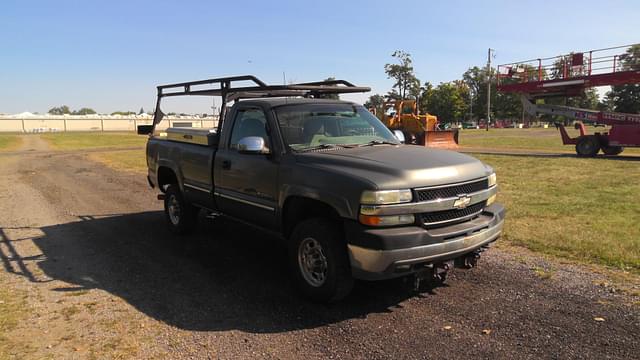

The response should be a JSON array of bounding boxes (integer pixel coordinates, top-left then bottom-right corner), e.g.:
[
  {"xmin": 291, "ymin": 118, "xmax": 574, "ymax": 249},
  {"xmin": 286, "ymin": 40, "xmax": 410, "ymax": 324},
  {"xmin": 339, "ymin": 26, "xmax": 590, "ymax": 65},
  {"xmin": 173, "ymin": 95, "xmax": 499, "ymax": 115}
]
[{"xmin": 222, "ymin": 160, "xmax": 231, "ymax": 170}]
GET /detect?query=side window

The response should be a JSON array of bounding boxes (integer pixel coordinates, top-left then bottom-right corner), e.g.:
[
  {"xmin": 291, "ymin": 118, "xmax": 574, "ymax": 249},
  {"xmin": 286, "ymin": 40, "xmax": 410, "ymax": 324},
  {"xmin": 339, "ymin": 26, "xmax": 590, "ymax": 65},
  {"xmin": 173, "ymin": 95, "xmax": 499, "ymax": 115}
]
[{"xmin": 229, "ymin": 108, "xmax": 270, "ymax": 150}]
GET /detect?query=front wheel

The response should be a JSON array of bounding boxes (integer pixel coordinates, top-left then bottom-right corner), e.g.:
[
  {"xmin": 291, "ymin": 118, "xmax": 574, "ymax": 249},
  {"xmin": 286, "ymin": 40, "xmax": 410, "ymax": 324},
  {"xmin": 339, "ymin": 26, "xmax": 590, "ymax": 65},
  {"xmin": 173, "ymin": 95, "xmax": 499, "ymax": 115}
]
[
  {"xmin": 288, "ymin": 218, "xmax": 354, "ymax": 303},
  {"xmin": 575, "ymin": 135, "xmax": 600, "ymax": 157},
  {"xmin": 164, "ymin": 185, "xmax": 199, "ymax": 235}
]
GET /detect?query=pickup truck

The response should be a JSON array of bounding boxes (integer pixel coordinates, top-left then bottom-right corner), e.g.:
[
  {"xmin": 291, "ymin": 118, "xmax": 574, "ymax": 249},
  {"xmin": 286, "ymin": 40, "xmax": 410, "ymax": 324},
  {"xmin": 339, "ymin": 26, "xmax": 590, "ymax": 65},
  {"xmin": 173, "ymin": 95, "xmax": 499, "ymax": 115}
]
[{"xmin": 139, "ymin": 76, "xmax": 505, "ymax": 302}]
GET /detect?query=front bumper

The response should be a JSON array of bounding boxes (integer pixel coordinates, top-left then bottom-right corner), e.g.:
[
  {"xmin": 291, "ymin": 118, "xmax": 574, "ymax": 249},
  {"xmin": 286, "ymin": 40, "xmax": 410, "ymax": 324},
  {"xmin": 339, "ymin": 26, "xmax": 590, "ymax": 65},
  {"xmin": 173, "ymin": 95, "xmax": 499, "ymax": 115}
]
[{"xmin": 346, "ymin": 203, "xmax": 505, "ymax": 280}]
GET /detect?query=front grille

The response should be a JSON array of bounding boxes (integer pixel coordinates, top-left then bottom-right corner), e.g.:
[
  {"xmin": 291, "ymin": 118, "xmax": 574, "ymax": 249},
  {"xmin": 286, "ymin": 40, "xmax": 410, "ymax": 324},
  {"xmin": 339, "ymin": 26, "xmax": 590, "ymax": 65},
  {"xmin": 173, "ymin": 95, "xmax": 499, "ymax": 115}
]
[
  {"xmin": 415, "ymin": 178, "xmax": 489, "ymax": 202},
  {"xmin": 420, "ymin": 201, "xmax": 486, "ymax": 227}
]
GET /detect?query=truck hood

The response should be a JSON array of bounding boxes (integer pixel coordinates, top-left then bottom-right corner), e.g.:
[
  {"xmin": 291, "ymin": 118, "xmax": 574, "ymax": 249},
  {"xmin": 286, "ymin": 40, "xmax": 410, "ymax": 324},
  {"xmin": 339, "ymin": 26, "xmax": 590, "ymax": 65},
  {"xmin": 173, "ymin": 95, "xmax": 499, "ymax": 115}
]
[{"xmin": 295, "ymin": 145, "xmax": 491, "ymax": 189}]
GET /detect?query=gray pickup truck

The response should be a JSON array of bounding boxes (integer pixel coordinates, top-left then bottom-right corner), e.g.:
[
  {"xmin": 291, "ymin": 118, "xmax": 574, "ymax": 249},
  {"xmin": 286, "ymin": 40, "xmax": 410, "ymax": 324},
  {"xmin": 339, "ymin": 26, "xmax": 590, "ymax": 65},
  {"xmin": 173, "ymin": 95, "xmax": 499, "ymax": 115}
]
[{"xmin": 139, "ymin": 76, "xmax": 505, "ymax": 302}]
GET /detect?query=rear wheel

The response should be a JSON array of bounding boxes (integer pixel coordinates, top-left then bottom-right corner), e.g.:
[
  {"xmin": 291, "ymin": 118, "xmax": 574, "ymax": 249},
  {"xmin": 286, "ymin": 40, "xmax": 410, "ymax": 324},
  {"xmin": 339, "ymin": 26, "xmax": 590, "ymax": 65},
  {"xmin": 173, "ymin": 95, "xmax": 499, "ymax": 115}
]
[
  {"xmin": 164, "ymin": 185, "xmax": 199, "ymax": 235},
  {"xmin": 575, "ymin": 136, "xmax": 600, "ymax": 157},
  {"xmin": 602, "ymin": 145, "xmax": 624, "ymax": 156},
  {"xmin": 288, "ymin": 218, "xmax": 353, "ymax": 303}
]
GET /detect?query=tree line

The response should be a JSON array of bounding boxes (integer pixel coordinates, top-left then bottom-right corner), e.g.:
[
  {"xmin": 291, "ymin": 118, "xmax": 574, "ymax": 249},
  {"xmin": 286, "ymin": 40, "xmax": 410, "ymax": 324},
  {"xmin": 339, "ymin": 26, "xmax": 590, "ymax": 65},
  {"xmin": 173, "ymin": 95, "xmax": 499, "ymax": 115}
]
[
  {"xmin": 48, "ymin": 106, "xmax": 147, "ymax": 116},
  {"xmin": 365, "ymin": 45, "xmax": 640, "ymax": 124}
]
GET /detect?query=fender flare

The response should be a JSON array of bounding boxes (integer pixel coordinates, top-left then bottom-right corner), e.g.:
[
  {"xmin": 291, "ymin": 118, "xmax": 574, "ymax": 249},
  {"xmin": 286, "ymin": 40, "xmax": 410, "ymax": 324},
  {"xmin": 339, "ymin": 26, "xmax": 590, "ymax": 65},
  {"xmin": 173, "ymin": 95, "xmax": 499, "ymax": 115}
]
[
  {"xmin": 280, "ymin": 184, "xmax": 355, "ymax": 220},
  {"xmin": 156, "ymin": 159, "xmax": 185, "ymax": 193}
]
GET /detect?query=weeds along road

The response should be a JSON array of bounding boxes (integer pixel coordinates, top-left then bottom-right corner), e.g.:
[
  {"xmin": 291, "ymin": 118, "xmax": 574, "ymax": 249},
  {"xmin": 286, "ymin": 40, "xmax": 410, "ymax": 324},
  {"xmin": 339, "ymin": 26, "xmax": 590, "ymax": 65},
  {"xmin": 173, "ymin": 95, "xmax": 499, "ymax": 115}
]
[{"xmin": 1, "ymin": 135, "xmax": 639, "ymax": 359}]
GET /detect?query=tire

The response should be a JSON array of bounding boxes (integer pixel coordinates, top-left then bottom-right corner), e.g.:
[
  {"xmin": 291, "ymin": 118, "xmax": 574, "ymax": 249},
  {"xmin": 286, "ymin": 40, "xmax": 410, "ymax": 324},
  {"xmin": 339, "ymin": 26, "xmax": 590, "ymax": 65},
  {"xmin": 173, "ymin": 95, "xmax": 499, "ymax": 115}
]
[
  {"xmin": 288, "ymin": 218, "xmax": 354, "ymax": 303},
  {"xmin": 164, "ymin": 185, "xmax": 199, "ymax": 235},
  {"xmin": 575, "ymin": 136, "xmax": 600, "ymax": 157},
  {"xmin": 602, "ymin": 145, "xmax": 624, "ymax": 156}
]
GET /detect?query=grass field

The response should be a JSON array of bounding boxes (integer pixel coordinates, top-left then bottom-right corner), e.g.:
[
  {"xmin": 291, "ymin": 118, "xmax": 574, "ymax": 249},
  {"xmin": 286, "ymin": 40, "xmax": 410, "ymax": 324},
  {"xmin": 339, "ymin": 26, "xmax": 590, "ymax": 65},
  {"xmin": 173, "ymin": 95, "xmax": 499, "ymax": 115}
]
[
  {"xmin": 0, "ymin": 135, "xmax": 21, "ymax": 151},
  {"xmin": 41, "ymin": 132, "xmax": 146, "ymax": 150},
  {"xmin": 459, "ymin": 127, "xmax": 640, "ymax": 155},
  {"xmin": 0, "ymin": 285, "xmax": 27, "ymax": 356},
  {"xmin": 90, "ymin": 149, "xmax": 147, "ymax": 173},
  {"xmin": 476, "ymin": 154, "xmax": 640, "ymax": 273},
  {"xmin": 81, "ymin": 129, "xmax": 639, "ymax": 274}
]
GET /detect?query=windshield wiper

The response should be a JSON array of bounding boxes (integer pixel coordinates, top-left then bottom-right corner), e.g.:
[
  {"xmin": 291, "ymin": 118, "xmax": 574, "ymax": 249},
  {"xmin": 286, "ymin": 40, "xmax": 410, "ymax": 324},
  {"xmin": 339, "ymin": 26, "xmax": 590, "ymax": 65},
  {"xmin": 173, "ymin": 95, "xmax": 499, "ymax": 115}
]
[
  {"xmin": 296, "ymin": 143, "xmax": 356, "ymax": 152},
  {"xmin": 356, "ymin": 140, "xmax": 399, "ymax": 147}
]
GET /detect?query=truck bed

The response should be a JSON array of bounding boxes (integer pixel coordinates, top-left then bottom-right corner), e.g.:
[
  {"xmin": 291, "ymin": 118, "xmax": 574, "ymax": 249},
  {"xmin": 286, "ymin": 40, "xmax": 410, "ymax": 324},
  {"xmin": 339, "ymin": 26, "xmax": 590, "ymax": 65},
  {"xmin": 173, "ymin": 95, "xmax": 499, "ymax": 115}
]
[
  {"xmin": 147, "ymin": 127, "xmax": 218, "ymax": 210},
  {"xmin": 164, "ymin": 127, "xmax": 218, "ymax": 146}
]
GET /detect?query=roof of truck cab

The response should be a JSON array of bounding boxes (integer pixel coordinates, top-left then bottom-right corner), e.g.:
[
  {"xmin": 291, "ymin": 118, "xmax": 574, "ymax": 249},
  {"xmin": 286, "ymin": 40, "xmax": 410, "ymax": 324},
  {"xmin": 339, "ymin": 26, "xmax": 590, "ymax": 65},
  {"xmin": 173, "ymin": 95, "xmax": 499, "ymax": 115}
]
[{"xmin": 236, "ymin": 98, "xmax": 358, "ymax": 108}]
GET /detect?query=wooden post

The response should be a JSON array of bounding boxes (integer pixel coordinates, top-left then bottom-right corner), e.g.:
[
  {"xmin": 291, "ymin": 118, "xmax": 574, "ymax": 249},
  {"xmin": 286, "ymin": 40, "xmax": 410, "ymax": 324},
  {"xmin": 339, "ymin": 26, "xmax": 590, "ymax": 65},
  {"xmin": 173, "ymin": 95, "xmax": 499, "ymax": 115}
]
[{"xmin": 101, "ymin": 117, "xmax": 104, "ymax": 132}]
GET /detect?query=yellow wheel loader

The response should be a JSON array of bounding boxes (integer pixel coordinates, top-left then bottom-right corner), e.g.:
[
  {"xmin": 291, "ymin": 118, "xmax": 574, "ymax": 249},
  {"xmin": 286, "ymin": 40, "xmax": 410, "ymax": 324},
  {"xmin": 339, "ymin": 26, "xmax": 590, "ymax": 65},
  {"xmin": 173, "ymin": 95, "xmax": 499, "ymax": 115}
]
[{"xmin": 374, "ymin": 100, "xmax": 459, "ymax": 149}]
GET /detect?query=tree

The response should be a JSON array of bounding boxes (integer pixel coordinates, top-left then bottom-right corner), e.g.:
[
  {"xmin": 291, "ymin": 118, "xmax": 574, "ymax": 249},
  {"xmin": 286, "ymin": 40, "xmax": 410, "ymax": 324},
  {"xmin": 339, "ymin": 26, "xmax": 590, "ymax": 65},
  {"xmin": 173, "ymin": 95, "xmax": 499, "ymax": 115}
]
[
  {"xmin": 316, "ymin": 77, "xmax": 340, "ymax": 100},
  {"xmin": 72, "ymin": 108, "xmax": 96, "ymax": 115},
  {"xmin": 427, "ymin": 82, "xmax": 468, "ymax": 124},
  {"xmin": 364, "ymin": 94, "xmax": 384, "ymax": 115},
  {"xmin": 384, "ymin": 50, "xmax": 420, "ymax": 100},
  {"xmin": 417, "ymin": 81, "xmax": 434, "ymax": 114},
  {"xmin": 605, "ymin": 45, "xmax": 640, "ymax": 113},
  {"xmin": 48, "ymin": 105, "xmax": 71, "ymax": 115},
  {"xmin": 462, "ymin": 66, "xmax": 495, "ymax": 120}
]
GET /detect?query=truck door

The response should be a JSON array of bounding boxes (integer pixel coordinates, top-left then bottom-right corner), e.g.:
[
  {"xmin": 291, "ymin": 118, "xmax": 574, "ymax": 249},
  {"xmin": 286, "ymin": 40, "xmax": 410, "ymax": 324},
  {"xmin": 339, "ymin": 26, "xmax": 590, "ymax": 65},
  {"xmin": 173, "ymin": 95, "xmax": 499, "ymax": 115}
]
[{"xmin": 214, "ymin": 105, "xmax": 279, "ymax": 229}]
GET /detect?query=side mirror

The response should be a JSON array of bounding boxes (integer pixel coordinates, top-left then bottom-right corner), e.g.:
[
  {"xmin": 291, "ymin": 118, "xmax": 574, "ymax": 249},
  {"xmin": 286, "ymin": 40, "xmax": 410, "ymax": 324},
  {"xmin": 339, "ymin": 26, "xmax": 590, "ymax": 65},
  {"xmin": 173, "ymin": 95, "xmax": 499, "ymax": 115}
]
[
  {"xmin": 137, "ymin": 125, "xmax": 153, "ymax": 135},
  {"xmin": 392, "ymin": 130, "xmax": 405, "ymax": 144},
  {"xmin": 238, "ymin": 136, "xmax": 268, "ymax": 154}
]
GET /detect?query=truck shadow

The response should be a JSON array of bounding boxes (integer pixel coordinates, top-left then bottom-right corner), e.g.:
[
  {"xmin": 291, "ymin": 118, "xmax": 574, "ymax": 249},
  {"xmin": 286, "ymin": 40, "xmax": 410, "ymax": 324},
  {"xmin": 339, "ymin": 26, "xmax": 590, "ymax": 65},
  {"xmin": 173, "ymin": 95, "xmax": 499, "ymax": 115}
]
[{"xmin": 19, "ymin": 211, "xmax": 443, "ymax": 333}]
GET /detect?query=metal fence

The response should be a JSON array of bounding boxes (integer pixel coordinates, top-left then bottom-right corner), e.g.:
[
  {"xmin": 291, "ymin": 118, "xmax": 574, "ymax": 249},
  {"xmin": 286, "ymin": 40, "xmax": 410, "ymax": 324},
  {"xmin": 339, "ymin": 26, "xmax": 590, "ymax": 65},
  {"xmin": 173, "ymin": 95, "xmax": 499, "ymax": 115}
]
[{"xmin": 0, "ymin": 115, "xmax": 219, "ymax": 133}]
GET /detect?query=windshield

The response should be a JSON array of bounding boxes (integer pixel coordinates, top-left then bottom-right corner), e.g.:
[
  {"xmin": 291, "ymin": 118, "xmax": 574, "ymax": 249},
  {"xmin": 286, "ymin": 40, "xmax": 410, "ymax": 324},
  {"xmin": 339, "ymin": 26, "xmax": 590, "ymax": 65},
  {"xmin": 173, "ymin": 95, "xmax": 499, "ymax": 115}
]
[{"xmin": 275, "ymin": 104, "xmax": 399, "ymax": 151}]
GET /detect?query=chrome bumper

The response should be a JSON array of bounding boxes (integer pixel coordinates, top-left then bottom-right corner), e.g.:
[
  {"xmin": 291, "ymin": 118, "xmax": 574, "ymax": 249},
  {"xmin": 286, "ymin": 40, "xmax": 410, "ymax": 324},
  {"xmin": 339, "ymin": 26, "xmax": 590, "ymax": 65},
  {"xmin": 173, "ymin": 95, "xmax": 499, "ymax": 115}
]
[{"xmin": 348, "ymin": 216, "xmax": 504, "ymax": 280}]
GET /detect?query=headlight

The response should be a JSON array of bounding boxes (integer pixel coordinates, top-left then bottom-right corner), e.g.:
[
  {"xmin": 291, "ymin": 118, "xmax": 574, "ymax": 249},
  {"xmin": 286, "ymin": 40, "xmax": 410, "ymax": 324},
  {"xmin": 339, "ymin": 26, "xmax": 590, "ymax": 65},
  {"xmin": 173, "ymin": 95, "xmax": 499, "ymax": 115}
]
[
  {"xmin": 359, "ymin": 214, "xmax": 415, "ymax": 227},
  {"xmin": 487, "ymin": 173, "xmax": 497, "ymax": 205},
  {"xmin": 360, "ymin": 189, "xmax": 412, "ymax": 205},
  {"xmin": 488, "ymin": 173, "xmax": 497, "ymax": 187}
]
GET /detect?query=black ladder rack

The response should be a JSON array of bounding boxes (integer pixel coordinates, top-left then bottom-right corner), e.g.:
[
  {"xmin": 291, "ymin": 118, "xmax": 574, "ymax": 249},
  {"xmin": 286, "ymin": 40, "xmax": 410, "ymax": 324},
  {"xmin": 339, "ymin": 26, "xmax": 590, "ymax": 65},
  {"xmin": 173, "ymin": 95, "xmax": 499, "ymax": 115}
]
[{"xmin": 152, "ymin": 75, "xmax": 370, "ymax": 130}]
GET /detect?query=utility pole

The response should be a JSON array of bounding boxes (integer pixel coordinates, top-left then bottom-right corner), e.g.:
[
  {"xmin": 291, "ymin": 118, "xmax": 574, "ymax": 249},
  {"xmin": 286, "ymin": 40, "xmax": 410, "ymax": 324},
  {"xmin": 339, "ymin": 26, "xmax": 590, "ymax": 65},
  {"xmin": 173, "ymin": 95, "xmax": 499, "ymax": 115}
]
[{"xmin": 486, "ymin": 48, "xmax": 494, "ymax": 131}]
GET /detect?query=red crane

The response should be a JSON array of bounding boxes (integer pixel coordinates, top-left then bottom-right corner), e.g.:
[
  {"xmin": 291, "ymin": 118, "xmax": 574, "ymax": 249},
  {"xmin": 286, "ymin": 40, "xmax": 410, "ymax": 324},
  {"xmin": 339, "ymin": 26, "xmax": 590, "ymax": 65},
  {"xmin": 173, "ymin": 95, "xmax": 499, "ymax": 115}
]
[{"xmin": 496, "ymin": 44, "xmax": 640, "ymax": 156}]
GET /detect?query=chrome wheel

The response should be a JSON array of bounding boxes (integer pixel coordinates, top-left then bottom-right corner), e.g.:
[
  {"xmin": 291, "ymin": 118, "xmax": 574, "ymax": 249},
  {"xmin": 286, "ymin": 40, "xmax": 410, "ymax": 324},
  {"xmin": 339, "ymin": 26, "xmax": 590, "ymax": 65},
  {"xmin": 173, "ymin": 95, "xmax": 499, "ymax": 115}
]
[
  {"xmin": 167, "ymin": 194, "xmax": 181, "ymax": 225},
  {"xmin": 298, "ymin": 237, "xmax": 328, "ymax": 287}
]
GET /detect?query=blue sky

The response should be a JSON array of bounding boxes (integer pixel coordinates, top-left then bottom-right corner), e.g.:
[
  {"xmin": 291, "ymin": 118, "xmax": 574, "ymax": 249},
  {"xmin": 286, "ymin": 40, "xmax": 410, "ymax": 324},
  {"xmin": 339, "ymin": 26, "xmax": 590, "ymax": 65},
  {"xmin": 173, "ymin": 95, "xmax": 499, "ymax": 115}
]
[{"xmin": 1, "ymin": 0, "xmax": 639, "ymax": 114}]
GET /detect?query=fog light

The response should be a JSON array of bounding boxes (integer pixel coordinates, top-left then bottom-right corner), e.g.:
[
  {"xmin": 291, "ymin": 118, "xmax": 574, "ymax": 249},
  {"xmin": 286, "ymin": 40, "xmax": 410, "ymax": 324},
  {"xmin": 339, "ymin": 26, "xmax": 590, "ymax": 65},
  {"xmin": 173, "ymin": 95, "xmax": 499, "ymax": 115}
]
[{"xmin": 486, "ymin": 194, "xmax": 497, "ymax": 206}]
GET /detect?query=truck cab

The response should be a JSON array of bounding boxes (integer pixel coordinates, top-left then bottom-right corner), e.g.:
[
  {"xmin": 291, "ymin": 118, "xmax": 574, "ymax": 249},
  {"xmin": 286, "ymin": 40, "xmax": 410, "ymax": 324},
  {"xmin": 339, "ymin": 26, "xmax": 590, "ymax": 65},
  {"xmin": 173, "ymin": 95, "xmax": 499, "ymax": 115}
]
[{"xmin": 141, "ymin": 76, "xmax": 505, "ymax": 302}]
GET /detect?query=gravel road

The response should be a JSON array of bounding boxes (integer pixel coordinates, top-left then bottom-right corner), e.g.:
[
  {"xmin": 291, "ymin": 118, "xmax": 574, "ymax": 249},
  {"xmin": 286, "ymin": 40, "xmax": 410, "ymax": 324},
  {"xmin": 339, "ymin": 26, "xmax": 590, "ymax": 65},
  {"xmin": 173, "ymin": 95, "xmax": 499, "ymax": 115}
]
[{"xmin": 0, "ymin": 135, "xmax": 638, "ymax": 359}]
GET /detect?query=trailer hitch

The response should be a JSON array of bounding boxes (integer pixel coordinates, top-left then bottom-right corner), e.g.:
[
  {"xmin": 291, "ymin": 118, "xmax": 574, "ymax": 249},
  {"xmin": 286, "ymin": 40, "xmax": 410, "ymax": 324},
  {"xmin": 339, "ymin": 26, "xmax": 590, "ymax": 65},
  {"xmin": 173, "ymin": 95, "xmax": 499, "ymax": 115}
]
[
  {"xmin": 455, "ymin": 248, "xmax": 487, "ymax": 269},
  {"xmin": 411, "ymin": 260, "xmax": 454, "ymax": 292}
]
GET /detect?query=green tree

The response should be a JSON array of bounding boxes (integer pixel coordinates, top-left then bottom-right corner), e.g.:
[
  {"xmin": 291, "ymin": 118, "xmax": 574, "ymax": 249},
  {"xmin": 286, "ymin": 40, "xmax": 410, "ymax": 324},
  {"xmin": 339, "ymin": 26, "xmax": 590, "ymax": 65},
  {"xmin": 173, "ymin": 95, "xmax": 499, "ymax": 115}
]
[
  {"xmin": 364, "ymin": 93, "xmax": 385, "ymax": 113},
  {"xmin": 428, "ymin": 82, "xmax": 468, "ymax": 124},
  {"xmin": 462, "ymin": 66, "xmax": 496, "ymax": 120},
  {"xmin": 384, "ymin": 50, "xmax": 420, "ymax": 100},
  {"xmin": 417, "ymin": 81, "xmax": 434, "ymax": 114},
  {"xmin": 111, "ymin": 111, "xmax": 136, "ymax": 116},
  {"xmin": 71, "ymin": 108, "xmax": 96, "ymax": 115},
  {"xmin": 48, "ymin": 105, "xmax": 71, "ymax": 115},
  {"xmin": 605, "ymin": 45, "xmax": 640, "ymax": 113}
]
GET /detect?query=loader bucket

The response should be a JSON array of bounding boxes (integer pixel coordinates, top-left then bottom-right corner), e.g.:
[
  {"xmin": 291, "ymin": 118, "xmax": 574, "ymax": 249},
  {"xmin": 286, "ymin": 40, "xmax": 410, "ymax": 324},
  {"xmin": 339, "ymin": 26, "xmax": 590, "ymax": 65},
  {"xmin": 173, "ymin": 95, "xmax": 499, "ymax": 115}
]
[{"xmin": 422, "ymin": 130, "xmax": 459, "ymax": 149}]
